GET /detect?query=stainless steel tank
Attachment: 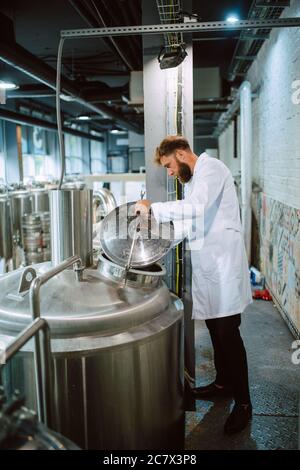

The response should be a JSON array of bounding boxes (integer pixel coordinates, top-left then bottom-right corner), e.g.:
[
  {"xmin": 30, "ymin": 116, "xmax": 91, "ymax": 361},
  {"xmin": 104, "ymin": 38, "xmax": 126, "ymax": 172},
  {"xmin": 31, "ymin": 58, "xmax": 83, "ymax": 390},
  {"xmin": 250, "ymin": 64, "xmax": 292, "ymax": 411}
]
[
  {"xmin": 30, "ymin": 189, "xmax": 50, "ymax": 213},
  {"xmin": 50, "ymin": 189, "xmax": 93, "ymax": 267},
  {"xmin": 40, "ymin": 212, "xmax": 51, "ymax": 261},
  {"xmin": 0, "ymin": 254, "xmax": 184, "ymax": 450},
  {"xmin": 0, "ymin": 388, "xmax": 79, "ymax": 450},
  {"xmin": 9, "ymin": 190, "xmax": 33, "ymax": 245},
  {"xmin": 0, "ymin": 194, "xmax": 13, "ymax": 260},
  {"xmin": 93, "ymin": 188, "xmax": 116, "ymax": 223}
]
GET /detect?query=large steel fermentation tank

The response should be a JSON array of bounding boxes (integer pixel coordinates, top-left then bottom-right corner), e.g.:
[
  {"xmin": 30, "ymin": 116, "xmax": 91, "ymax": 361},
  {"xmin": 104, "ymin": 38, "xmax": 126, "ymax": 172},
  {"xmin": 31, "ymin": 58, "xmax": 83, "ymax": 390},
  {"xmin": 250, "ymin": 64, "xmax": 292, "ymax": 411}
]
[
  {"xmin": 0, "ymin": 193, "xmax": 13, "ymax": 261},
  {"xmin": 30, "ymin": 188, "xmax": 50, "ymax": 213},
  {"xmin": 0, "ymin": 189, "xmax": 184, "ymax": 450},
  {"xmin": 50, "ymin": 189, "xmax": 93, "ymax": 267},
  {"xmin": 9, "ymin": 190, "xmax": 33, "ymax": 245}
]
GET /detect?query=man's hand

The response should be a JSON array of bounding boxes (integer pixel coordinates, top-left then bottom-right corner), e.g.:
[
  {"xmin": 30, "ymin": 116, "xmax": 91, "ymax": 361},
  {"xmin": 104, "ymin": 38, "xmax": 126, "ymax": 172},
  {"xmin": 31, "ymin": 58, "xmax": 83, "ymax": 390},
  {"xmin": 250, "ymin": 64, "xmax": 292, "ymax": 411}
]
[{"xmin": 135, "ymin": 199, "xmax": 151, "ymax": 216}]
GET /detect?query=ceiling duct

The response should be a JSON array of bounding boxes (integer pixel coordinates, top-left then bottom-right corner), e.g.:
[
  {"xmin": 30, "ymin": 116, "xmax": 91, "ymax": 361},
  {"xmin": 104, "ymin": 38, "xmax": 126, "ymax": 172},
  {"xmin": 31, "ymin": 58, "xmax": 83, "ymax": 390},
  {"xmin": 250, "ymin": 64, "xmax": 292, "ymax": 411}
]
[{"xmin": 0, "ymin": 39, "xmax": 141, "ymax": 133}]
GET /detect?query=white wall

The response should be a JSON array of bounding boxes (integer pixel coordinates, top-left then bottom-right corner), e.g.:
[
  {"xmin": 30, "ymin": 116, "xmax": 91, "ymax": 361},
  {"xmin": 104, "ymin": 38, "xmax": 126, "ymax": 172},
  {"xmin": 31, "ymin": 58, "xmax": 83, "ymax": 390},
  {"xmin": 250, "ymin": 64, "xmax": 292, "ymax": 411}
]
[
  {"xmin": 236, "ymin": 0, "xmax": 300, "ymax": 332},
  {"xmin": 218, "ymin": 121, "xmax": 241, "ymax": 178},
  {"xmin": 246, "ymin": 0, "xmax": 300, "ymax": 210}
]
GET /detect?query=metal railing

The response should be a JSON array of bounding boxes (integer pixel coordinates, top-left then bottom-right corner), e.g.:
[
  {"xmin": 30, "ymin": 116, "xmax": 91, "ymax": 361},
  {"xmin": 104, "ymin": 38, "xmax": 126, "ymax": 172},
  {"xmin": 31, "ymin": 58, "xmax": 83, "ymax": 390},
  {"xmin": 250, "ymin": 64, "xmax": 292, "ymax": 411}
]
[{"xmin": 1, "ymin": 254, "xmax": 82, "ymax": 429}]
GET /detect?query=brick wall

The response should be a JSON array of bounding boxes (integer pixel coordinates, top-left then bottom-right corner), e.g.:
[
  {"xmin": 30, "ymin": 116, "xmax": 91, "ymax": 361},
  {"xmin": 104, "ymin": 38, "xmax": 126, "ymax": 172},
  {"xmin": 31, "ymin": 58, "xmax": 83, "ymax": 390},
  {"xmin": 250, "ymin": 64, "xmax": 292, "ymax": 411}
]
[{"xmin": 219, "ymin": 0, "xmax": 300, "ymax": 333}]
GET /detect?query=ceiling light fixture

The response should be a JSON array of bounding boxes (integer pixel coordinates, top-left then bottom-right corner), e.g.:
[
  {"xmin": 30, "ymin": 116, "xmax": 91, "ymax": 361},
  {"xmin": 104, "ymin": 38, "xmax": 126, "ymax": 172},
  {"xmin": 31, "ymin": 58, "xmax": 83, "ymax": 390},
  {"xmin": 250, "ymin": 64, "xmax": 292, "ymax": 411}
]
[
  {"xmin": 158, "ymin": 44, "xmax": 188, "ymax": 70},
  {"xmin": 0, "ymin": 81, "xmax": 19, "ymax": 90},
  {"xmin": 77, "ymin": 115, "xmax": 91, "ymax": 121},
  {"xmin": 226, "ymin": 15, "xmax": 240, "ymax": 24},
  {"xmin": 110, "ymin": 129, "xmax": 127, "ymax": 135}
]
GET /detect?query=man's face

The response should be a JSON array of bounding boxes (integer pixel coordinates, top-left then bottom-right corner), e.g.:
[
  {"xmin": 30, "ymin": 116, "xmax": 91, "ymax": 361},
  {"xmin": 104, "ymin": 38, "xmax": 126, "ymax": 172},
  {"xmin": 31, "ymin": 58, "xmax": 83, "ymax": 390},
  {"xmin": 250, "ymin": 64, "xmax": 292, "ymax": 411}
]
[{"xmin": 160, "ymin": 153, "xmax": 192, "ymax": 183}]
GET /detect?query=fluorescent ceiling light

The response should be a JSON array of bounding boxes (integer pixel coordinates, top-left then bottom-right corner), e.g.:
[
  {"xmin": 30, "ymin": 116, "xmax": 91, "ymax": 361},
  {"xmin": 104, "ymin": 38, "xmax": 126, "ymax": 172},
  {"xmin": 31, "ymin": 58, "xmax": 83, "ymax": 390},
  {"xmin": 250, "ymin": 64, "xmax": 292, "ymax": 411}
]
[
  {"xmin": 60, "ymin": 93, "xmax": 76, "ymax": 102},
  {"xmin": 226, "ymin": 15, "xmax": 239, "ymax": 24},
  {"xmin": 77, "ymin": 115, "xmax": 91, "ymax": 121},
  {"xmin": 110, "ymin": 129, "xmax": 127, "ymax": 134},
  {"xmin": 0, "ymin": 81, "xmax": 19, "ymax": 90}
]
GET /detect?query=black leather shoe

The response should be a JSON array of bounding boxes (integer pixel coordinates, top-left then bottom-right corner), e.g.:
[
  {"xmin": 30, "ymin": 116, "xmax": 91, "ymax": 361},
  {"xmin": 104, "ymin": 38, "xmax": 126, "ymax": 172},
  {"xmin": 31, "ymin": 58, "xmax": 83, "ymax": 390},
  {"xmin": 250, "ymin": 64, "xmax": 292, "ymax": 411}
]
[
  {"xmin": 224, "ymin": 403, "xmax": 252, "ymax": 435},
  {"xmin": 192, "ymin": 382, "xmax": 233, "ymax": 400}
]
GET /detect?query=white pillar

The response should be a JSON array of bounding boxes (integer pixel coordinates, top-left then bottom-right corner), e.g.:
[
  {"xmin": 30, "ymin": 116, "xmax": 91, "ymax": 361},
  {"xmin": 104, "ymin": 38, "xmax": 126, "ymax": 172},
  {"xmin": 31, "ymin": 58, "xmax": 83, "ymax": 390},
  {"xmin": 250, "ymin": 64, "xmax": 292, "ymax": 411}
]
[{"xmin": 240, "ymin": 81, "xmax": 252, "ymax": 262}]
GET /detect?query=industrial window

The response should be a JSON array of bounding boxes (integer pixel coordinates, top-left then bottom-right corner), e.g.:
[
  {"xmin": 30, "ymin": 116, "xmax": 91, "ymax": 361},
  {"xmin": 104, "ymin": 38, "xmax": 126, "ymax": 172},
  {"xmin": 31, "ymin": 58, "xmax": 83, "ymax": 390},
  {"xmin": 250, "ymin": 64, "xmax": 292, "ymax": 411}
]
[
  {"xmin": 90, "ymin": 132, "xmax": 106, "ymax": 174},
  {"xmin": 22, "ymin": 125, "xmax": 54, "ymax": 183},
  {"xmin": 65, "ymin": 130, "xmax": 83, "ymax": 175}
]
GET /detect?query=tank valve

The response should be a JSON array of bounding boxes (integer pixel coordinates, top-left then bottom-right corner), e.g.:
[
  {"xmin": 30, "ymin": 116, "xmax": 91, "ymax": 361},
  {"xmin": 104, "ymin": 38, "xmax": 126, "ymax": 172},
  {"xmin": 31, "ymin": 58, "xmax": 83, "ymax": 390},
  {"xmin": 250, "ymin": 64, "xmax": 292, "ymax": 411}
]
[{"xmin": 74, "ymin": 260, "xmax": 85, "ymax": 282}]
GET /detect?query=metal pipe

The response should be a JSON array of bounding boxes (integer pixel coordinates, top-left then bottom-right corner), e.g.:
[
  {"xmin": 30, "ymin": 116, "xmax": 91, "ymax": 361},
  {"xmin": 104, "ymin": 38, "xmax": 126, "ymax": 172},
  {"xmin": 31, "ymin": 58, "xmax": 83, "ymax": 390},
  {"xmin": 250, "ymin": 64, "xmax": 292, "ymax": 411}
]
[
  {"xmin": 0, "ymin": 40, "xmax": 141, "ymax": 133},
  {"xmin": 240, "ymin": 81, "xmax": 252, "ymax": 262},
  {"xmin": 29, "ymin": 255, "xmax": 81, "ymax": 317},
  {"xmin": 56, "ymin": 37, "xmax": 66, "ymax": 190},
  {"xmin": 4, "ymin": 318, "xmax": 47, "ymax": 362},
  {"xmin": 50, "ymin": 191, "xmax": 93, "ymax": 267},
  {"xmin": 3, "ymin": 317, "xmax": 52, "ymax": 427},
  {"xmin": 0, "ymin": 108, "xmax": 104, "ymax": 142},
  {"xmin": 68, "ymin": 0, "xmax": 134, "ymax": 70},
  {"xmin": 28, "ymin": 255, "xmax": 81, "ymax": 426}
]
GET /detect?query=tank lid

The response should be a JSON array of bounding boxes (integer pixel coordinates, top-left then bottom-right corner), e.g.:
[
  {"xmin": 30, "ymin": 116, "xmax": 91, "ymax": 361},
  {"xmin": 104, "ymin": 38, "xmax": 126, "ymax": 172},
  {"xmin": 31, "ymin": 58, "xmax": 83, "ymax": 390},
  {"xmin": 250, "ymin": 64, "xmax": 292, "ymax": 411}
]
[
  {"xmin": 0, "ymin": 262, "xmax": 170, "ymax": 338},
  {"xmin": 100, "ymin": 202, "xmax": 174, "ymax": 268}
]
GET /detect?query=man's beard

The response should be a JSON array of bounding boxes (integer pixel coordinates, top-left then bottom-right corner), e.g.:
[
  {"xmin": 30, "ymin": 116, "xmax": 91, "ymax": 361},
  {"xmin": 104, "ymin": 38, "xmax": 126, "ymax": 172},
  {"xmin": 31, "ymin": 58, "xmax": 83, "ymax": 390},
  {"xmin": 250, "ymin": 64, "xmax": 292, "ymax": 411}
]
[{"xmin": 176, "ymin": 160, "xmax": 192, "ymax": 183}]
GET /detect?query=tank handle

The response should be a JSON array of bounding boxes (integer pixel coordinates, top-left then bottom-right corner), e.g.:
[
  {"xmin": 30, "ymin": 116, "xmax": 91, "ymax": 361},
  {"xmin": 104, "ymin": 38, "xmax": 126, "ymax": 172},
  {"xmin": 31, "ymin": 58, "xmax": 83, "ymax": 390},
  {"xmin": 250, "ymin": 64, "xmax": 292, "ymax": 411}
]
[{"xmin": 28, "ymin": 255, "xmax": 82, "ymax": 428}]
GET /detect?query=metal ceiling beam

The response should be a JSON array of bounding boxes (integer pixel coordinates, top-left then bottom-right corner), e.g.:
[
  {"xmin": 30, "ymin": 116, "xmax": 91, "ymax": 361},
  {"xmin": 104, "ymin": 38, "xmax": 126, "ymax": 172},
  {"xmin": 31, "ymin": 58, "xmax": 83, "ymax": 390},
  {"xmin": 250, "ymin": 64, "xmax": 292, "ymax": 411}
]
[
  {"xmin": 83, "ymin": 88, "xmax": 128, "ymax": 103},
  {"xmin": 98, "ymin": 0, "xmax": 141, "ymax": 67},
  {"xmin": 0, "ymin": 108, "xmax": 104, "ymax": 142},
  {"xmin": 255, "ymin": 1, "xmax": 290, "ymax": 6},
  {"xmin": 0, "ymin": 40, "xmax": 141, "ymax": 133},
  {"xmin": 194, "ymin": 108, "xmax": 228, "ymax": 113},
  {"xmin": 60, "ymin": 17, "xmax": 300, "ymax": 39},
  {"xmin": 194, "ymin": 98, "xmax": 233, "ymax": 105},
  {"xmin": 227, "ymin": 0, "xmax": 289, "ymax": 82},
  {"xmin": 193, "ymin": 33, "xmax": 270, "ymax": 41},
  {"xmin": 7, "ymin": 85, "xmax": 56, "ymax": 99},
  {"xmin": 68, "ymin": 0, "xmax": 135, "ymax": 71}
]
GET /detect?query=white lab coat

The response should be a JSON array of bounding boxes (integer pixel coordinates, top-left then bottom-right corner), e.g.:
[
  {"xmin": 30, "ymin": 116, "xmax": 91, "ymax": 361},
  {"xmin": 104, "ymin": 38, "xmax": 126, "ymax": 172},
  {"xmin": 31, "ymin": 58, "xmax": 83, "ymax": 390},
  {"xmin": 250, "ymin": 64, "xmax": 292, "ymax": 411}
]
[{"xmin": 151, "ymin": 152, "xmax": 252, "ymax": 320}]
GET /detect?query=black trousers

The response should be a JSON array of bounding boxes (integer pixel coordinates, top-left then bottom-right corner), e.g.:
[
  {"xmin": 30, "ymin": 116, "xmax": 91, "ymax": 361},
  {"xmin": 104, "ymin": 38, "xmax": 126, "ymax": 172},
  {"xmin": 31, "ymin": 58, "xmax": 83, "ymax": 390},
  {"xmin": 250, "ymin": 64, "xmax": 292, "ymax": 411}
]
[{"xmin": 205, "ymin": 314, "xmax": 251, "ymax": 404}]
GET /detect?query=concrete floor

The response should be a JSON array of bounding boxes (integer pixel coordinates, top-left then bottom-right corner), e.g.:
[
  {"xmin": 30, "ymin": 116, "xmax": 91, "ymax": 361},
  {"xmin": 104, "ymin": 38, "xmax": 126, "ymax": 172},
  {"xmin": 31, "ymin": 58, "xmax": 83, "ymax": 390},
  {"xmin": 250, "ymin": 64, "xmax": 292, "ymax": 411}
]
[{"xmin": 185, "ymin": 300, "xmax": 300, "ymax": 450}]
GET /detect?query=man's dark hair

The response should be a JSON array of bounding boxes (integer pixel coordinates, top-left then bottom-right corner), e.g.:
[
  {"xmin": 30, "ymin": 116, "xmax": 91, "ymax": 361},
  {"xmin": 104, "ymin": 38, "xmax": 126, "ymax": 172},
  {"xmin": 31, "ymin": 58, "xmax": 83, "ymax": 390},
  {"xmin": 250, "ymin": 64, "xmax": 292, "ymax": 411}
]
[{"xmin": 154, "ymin": 135, "xmax": 191, "ymax": 165}]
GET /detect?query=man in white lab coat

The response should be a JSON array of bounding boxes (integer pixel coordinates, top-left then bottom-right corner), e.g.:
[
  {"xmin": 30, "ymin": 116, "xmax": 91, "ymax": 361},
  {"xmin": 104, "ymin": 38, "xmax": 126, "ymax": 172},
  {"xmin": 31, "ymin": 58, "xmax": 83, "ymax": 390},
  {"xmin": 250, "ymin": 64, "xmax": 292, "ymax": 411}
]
[{"xmin": 135, "ymin": 135, "xmax": 253, "ymax": 435}]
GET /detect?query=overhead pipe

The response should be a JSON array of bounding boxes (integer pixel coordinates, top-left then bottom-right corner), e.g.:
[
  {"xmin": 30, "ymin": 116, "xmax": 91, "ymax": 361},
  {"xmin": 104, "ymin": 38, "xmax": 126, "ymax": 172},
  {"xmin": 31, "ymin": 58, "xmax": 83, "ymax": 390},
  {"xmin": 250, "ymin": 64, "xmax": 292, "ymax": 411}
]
[
  {"xmin": 98, "ymin": 0, "xmax": 141, "ymax": 67},
  {"xmin": 0, "ymin": 107, "xmax": 104, "ymax": 142},
  {"xmin": 68, "ymin": 0, "xmax": 135, "ymax": 71},
  {"xmin": 0, "ymin": 40, "xmax": 141, "ymax": 133}
]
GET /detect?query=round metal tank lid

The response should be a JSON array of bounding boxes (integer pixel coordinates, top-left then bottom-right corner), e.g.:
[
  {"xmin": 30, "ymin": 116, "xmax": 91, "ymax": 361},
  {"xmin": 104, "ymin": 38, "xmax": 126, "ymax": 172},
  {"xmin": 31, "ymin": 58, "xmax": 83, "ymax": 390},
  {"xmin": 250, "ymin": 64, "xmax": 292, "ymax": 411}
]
[{"xmin": 100, "ymin": 202, "xmax": 174, "ymax": 268}]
